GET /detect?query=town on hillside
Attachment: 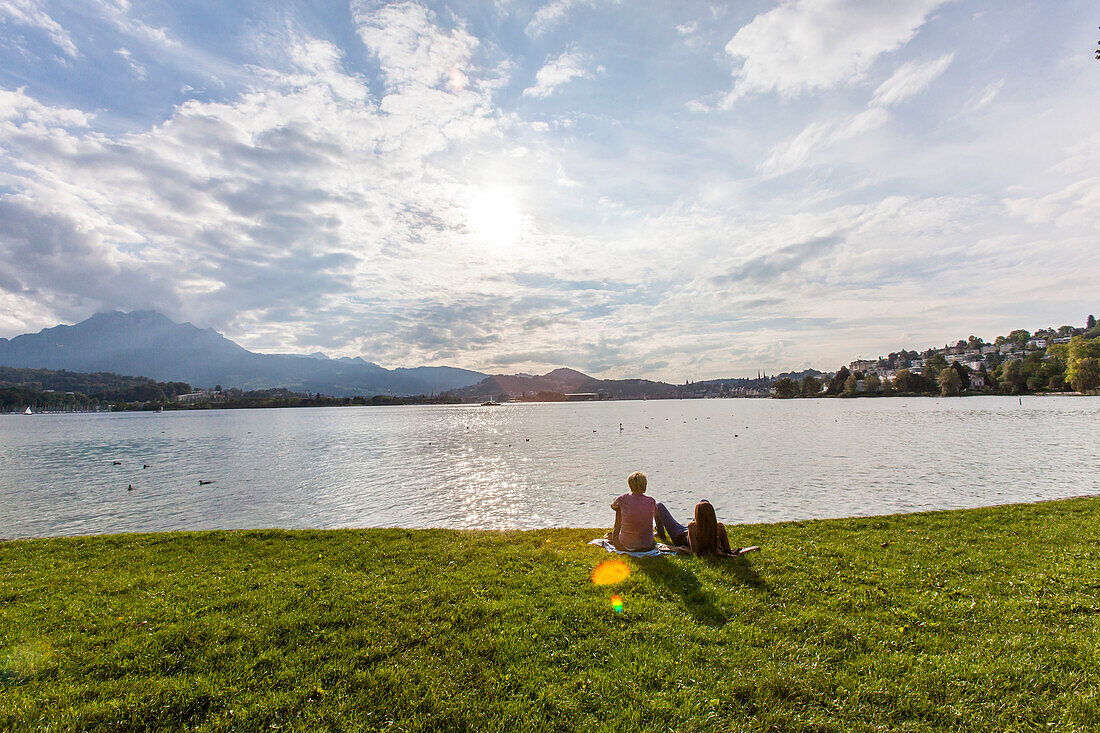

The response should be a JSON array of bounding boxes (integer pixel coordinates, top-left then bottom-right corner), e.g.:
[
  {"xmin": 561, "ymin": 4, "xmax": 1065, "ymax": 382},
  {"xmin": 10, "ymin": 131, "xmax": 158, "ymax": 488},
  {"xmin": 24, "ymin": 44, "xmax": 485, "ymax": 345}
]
[{"xmin": 773, "ymin": 314, "xmax": 1100, "ymax": 398}]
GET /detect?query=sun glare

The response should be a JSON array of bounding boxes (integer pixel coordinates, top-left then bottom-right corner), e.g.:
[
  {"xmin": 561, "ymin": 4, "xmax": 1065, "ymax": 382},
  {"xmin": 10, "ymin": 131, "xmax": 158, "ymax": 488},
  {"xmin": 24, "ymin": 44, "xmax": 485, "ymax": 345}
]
[
  {"xmin": 591, "ymin": 559, "xmax": 630, "ymax": 585},
  {"xmin": 467, "ymin": 187, "xmax": 524, "ymax": 251}
]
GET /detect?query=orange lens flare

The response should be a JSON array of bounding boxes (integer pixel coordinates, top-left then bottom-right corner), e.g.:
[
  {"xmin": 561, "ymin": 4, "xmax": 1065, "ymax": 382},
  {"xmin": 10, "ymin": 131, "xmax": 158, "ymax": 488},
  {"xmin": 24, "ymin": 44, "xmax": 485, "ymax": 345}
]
[{"xmin": 591, "ymin": 559, "xmax": 630, "ymax": 586}]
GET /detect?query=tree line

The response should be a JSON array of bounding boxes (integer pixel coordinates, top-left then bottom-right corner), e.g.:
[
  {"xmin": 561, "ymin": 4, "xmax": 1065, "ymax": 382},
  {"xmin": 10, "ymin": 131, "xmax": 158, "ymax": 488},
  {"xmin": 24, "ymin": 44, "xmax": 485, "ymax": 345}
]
[{"xmin": 185, "ymin": 388, "xmax": 463, "ymax": 409}]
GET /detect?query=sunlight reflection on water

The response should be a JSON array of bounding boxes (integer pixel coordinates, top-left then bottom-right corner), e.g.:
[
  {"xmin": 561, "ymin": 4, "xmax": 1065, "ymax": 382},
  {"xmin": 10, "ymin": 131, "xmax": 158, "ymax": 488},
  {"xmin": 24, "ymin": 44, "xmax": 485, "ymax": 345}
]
[{"xmin": 1, "ymin": 396, "xmax": 1098, "ymax": 537}]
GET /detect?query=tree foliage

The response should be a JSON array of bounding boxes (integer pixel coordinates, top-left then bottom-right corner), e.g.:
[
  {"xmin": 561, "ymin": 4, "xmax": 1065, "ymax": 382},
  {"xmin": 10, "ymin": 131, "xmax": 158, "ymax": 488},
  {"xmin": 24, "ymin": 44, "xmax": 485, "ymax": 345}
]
[
  {"xmin": 950, "ymin": 361, "xmax": 971, "ymax": 391},
  {"xmin": 938, "ymin": 367, "xmax": 962, "ymax": 396},
  {"xmin": 893, "ymin": 368, "xmax": 915, "ymax": 393},
  {"xmin": 1065, "ymin": 336, "xmax": 1100, "ymax": 392},
  {"xmin": 1071, "ymin": 359, "xmax": 1100, "ymax": 393},
  {"xmin": 773, "ymin": 378, "xmax": 798, "ymax": 399},
  {"xmin": 826, "ymin": 367, "xmax": 850, "ymax": 396},
  {"xmin": 1000, "ymin": 360, "xmax": 1026, "ymax": 395},
  {"xmin": 923, "ymin": 353, "xmax": 948, "ymax": 379}
]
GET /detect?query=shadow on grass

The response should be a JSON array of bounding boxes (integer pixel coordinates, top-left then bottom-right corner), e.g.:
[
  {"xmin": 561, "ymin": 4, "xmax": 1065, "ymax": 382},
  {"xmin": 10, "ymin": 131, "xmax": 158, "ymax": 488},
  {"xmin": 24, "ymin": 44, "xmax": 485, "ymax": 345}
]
[
  {"xmin": 0, "ymin": 668, "xmax": 23, "ymax": 688},
  {"xmin": 635, "ymin": 558, "xmax": 729, "ymax": 627},
  {"xmin": 705, "ymin": 554, "xmax": 767, "ymax": 590}
]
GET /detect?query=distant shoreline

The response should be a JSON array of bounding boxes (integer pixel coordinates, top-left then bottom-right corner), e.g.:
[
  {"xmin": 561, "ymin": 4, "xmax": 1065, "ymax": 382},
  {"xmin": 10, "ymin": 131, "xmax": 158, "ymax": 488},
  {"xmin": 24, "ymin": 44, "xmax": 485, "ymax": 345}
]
[
  {"xmin": 3, "ymin": 389, "xmax": 1097, "ymax": 416},
  {"xmin": 8, "ymin": 385, "xmax": 1098, "ymax": 414}
]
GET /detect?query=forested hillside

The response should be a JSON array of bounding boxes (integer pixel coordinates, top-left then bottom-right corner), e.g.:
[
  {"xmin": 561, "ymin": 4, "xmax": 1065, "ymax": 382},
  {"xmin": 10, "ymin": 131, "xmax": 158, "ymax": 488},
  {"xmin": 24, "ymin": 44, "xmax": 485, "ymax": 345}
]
[{"xmin": 0, "ymin": 367, "xmax": 191, "ymax": 412}]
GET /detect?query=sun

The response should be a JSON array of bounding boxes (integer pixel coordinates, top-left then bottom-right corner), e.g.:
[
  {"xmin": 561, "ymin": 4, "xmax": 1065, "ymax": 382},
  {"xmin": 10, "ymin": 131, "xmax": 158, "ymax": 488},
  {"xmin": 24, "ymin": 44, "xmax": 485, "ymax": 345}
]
[{"xmin": 466, "ymin": 187, "xmax": 524, "ymax": 251}]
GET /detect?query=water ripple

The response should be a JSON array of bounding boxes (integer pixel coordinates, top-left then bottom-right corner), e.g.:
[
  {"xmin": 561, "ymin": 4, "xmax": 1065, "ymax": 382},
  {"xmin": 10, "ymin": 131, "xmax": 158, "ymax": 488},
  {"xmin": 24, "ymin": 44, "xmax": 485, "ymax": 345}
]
[{"xmin": 2, "ymin": 397, "xmax": 1098, "ymax": 537}]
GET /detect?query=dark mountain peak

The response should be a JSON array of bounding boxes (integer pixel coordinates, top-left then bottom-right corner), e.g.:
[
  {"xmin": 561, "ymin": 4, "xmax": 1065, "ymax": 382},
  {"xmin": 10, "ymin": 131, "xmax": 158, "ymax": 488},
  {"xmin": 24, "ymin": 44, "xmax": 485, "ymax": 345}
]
[
  {"xmin": 73, "ymin": 310, "xmax": 217, "ymax": 344},
  {"xmin": 277, "ymin": 352, "xmax": 329, "ymax": 360},
  {"xmin": 449, "ymin": 364, "xmax": 681, "ymax": 401},
  {"xmin": 544, "ymin": 367, "xmax": 590, "ymax": 380},
  {"xmin": 337, "ymin": 356, "xmax": 385, "ymax": 370},
  {"xmin": 85, "ymin": 309, "xmax": 177, "ymax": 327},
  {"xmin": 454, "ymin": 366, "xmax": 600, "ymax": 399}
]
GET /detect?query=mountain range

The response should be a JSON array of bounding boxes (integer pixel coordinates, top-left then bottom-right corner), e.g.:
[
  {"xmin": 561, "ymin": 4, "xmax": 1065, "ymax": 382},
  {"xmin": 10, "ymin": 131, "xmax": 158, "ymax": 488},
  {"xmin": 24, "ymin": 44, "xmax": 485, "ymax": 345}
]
[
  {"xmin": 0, "ymin": 311, "xmax": 485, "ymax": 397},
  {"xmin": 0, "ymin": 311, "xmax": 799, "ymax": 400}
]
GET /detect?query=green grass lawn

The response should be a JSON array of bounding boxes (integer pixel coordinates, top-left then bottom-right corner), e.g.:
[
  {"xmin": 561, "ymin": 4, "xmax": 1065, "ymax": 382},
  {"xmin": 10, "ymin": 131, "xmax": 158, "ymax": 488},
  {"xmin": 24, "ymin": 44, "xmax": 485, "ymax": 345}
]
[{"xmin": 2, "ymin": 498, "xmax": 1099, "ymax": 732}]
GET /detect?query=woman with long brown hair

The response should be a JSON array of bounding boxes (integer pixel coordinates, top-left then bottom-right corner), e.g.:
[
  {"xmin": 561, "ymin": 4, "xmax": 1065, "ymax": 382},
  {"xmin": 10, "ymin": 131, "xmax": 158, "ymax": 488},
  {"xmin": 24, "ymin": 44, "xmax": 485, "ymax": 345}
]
[{"xmin": 655, "ymin": 499, "xmax": 746, "ymax": 556}]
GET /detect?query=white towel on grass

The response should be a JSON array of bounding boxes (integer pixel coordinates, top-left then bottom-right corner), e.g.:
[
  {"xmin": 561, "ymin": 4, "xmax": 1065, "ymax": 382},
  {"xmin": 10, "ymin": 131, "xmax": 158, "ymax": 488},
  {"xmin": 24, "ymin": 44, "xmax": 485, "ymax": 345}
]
[{"xmin": 587, "ymin": 538, "xmax": 677, "ymax": 557}]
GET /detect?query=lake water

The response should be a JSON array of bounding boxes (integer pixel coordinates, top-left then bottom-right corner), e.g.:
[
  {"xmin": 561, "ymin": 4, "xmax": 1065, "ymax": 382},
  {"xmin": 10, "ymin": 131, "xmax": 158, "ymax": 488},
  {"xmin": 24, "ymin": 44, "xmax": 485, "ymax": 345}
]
[{"xmin": 1, "ymin": 397, "xmax": 1097, "ymax": 538}]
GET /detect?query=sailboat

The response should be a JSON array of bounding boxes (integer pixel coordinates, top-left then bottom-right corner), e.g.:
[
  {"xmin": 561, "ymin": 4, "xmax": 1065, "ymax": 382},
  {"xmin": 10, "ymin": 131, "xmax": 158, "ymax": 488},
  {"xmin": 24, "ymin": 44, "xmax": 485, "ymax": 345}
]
[{"xmin": 24, "ymin": 406, "xmax": 32, "ymax": 415}]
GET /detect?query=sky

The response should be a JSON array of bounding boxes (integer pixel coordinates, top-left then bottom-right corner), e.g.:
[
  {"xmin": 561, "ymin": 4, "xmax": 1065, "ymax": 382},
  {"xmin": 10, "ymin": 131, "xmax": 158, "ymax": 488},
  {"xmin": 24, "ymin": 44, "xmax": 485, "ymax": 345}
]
[{"xmin": 0, "ymin": 0, "xmax": 1097, "ymax": 380}]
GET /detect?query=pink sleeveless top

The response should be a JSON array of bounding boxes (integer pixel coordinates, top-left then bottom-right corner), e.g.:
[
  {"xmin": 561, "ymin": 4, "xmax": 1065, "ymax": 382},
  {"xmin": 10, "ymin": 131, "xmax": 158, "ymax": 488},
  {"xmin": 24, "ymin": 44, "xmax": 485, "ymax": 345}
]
[{"xmin": 615, "ymin": 493, "xmax": 656, "ymax": 549}]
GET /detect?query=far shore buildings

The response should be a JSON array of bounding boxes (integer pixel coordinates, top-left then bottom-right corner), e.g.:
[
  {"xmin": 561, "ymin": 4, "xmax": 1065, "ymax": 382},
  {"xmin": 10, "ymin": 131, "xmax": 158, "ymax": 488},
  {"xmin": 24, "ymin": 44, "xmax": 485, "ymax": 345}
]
[{"xmin": 176, "ymin": 389, "xmax": 227, "ymax": 404}]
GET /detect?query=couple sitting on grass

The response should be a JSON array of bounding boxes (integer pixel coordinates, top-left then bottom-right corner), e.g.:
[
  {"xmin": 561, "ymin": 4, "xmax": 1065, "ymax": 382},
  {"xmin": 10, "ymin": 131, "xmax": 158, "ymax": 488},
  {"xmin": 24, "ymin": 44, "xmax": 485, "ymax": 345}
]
[{"xmin": 609, "ymin": 471, "xmax": 748, "ymax": 556}]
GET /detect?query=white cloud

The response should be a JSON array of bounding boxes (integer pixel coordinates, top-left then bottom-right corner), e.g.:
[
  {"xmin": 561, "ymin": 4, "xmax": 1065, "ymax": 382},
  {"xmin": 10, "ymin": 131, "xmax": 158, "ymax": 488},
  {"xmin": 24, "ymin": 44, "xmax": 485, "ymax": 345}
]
[
  {"xmin": 526, "ymin": 0, "xmax": 591, "ymax": 37},
  {"xmin": 352, "ymin": 0, "xmax": 480, "ymax": 90},
  {"xmin": 523, "ymin": 46, "xmax": 592, "ymax": 98},
  {"xmin": 524, "ymin": 0, "xmax": 623, "ymax": 37},
  {"xmin": 723, "ymin": 0, "xmax": 949, "ymax": 105},
  {"xmin": 93, "ymin": 0, "xmax": 176, "ymax": 47},
  {"xmin": 965, "ymin": 79, "xmax": 1004, "ymax": 113},
  {"xmin": 1005, "ymin": 147, "xmax": 1100, "ymax": 231},
  {"xmin": 0, "ymin": 86, "xmax": 90, "ymax": 127},
  {"xmin": 759, "ymin": 107, "xmax": 890, "ymax": 176},
  {"xmin": 0, "ymin": 0, "xmax": 78, "ymax": 57},
  {"xmin": 114, "ymin": 47, "xmax": 147, "ymax": 79},
  {"xmin": 871, "ymin": 53, "xmax": 953, "ymax": 107},
  {"xmin": 755, "ymin": 46, "xmax": 953, "ymax": 177}
]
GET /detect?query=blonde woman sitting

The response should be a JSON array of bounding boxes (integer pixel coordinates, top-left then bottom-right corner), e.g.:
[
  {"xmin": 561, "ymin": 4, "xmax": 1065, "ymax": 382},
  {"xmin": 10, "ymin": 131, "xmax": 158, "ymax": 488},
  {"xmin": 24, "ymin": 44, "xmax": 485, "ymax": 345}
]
[{"xmin": 609, "ymin": 471, "xmax": 657, "ymax": 552}]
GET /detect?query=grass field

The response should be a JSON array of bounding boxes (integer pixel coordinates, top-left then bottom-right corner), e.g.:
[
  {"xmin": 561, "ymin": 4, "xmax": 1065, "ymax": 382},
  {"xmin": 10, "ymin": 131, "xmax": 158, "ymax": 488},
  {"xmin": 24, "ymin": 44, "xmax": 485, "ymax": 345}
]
[{"xmin": 2, "ymin": 498, "xmax": 1099, "ymax": 732}]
